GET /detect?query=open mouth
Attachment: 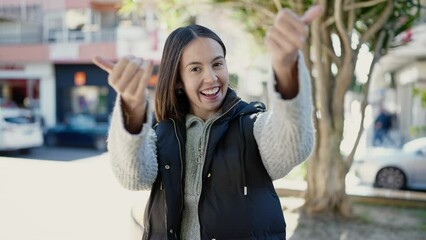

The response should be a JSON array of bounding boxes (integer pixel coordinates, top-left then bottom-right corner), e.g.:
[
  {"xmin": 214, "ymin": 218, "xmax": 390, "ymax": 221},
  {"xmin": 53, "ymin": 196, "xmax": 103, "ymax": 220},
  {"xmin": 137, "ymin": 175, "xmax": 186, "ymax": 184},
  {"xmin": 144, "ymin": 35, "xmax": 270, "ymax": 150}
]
[{"xmin": 200, "ymin": 87, "xmax": 220, "ymax": 97}]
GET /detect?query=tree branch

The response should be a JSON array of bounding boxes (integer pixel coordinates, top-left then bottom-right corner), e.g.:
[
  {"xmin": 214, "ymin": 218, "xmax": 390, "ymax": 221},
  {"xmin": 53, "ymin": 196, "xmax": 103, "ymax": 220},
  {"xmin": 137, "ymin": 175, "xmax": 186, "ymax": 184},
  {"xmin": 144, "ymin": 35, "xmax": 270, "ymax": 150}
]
[
  {"xmin": 360, "ymin": 0, "xmax": 393, "ymax": 45},
  {"xmin": 347, "ymin": 0, "xmax": 356, "ymax": 34},
  {"xmin": 332, "ymin": 0, "xmax": 354, "ymax": 119},
  {"xmin": 312, "ymin": 4, "xmax": 332, "ymax": 129},
  {"xmin": 344, "ymin": 0, "xmax": 387, "ymax": 11},
  {"xmin": 334, "ymin": 0, "xmax": 352, "ymax": 57},
  {"xmin": 323, "ymin": 45, "xmax": 341, "ymax": 66},
  {"xmin": 323, "ymin": 15, "xmax": 335, "ymax": 28},
  {"xmin": 344, "ymin": 29, "xmax": 388, "ymax": 170}
]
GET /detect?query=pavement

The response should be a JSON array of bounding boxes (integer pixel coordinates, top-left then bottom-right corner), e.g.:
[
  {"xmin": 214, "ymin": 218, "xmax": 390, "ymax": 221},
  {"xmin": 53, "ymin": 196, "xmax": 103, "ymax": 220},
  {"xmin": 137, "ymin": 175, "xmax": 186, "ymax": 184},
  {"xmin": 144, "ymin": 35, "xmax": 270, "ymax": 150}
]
[
  {"xmin": 130, "ymin": 177, "xmax": 426, "ymax": 239},
  {"xmin": 0, "ymin": 151, "xmax": 151, "ymax": 240}
]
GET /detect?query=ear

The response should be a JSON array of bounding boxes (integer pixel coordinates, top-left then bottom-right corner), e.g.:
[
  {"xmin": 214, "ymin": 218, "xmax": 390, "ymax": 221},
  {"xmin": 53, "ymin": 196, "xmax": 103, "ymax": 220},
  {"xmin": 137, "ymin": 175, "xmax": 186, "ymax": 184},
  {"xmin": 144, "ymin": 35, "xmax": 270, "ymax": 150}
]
[{"xmin": 176, "ymin": 82, "xmax": 183, "ymax": 89}]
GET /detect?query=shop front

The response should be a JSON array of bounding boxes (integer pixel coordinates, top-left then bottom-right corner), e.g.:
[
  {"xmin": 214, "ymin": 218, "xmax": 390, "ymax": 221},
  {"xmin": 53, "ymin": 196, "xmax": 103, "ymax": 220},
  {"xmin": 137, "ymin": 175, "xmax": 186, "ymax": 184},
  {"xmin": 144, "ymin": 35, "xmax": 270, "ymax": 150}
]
[
  {"xmin": 54, "ymin": 64, "xmax": 115, "ymax": 124},
  {"xmin": 0, "ymin": 78, "xmax": 40, "ymax": 108}
]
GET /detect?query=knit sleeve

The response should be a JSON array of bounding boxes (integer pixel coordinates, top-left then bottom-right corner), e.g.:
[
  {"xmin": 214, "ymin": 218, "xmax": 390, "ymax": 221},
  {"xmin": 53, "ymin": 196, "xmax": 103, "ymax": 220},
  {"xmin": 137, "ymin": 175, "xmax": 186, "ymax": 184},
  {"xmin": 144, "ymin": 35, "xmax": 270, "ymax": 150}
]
[
  {"xmin": 107, "ymin": 95, "xmax": 158, "ymax": 190},
  {"xmin": 253, "ymin": 54, "xmax": 315, "ymax": 181}
]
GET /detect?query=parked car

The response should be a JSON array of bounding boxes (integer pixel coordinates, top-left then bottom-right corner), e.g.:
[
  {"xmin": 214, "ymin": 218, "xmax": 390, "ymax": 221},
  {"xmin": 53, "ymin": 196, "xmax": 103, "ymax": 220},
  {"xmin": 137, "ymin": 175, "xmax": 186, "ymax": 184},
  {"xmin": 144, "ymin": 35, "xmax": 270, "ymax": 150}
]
[
  {"xmin": 45, "ymin": 114, "xmax": 108, "ymax": 151},
  {"xmin": 353, "ymin": 137, "xmax": 426, "ymax": 190},
  {"xmin": 0, "ymin": 107, "xmax": 44, "ymax": 153}
]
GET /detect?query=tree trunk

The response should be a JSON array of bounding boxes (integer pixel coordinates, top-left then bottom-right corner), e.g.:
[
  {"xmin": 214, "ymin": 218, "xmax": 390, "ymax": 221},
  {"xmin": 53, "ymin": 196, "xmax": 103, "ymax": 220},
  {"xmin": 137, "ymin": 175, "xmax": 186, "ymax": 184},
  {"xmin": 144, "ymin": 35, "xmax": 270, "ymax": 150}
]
[
  {"xmin": 302, "ymin": 11, "xmax": 355, "ymax": 217},
  {"xmin": 304, "ymin": 132, "xmax": 352, "ymax": 217},
  {"xmin": 303, "ymin": 64, "xmax": 355, "ymax": 217}
]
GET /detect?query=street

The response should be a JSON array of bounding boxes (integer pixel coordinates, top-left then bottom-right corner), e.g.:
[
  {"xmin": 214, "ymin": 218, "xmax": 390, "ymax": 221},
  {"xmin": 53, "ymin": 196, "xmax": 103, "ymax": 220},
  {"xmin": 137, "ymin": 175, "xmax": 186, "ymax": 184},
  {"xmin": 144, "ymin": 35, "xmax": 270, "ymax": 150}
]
[{"xmin": 0, "ymin": 146, "xmax": 150, "ymax": 240}]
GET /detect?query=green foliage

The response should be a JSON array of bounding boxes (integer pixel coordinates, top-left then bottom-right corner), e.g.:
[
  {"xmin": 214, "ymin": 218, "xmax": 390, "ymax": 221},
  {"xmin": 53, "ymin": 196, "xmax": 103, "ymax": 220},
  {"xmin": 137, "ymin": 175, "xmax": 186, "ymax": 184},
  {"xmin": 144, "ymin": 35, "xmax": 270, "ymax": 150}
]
[
  {"xmin": 229, "ymin": 73, "xmax": 239, "ymax": 88},
  {"xmin": 412, "ymin": 87, "xmax": 426, "ymax": 108},
  {"xmin": 211, "ymin": 0, "xmax": 421, "ymax": 56},
  {"xmin": 349, "ymin": 76, "xmax": 363, "ymax": 93},
  {"xmin": 119, "ymin": 0, "xmax": 422, "ymax": 53},
  {"xmin": 156, "ymin": 0, "xmax": 197, "ymax": 29},
  {"xmin": 357, "ymin": 212, "xmax": 374, "ymax": 224},
  {"xmin": 118, "ymin": 0, "xmax": 141, "ymax": 17},
  {"xmin": 211, "ymin": 0, "xmax": 282, "ymax": 42},
  {"xmin": 417, "ymin": 210, "xmax": 426, "ymax": 230},
  {"xmin": 358, "ymin": 0, "xmax": 421, "ymax": 53},
  {"xmin": 409, "ymin": 125, "xmax": 426, "ymax": 138},
  {"xmin": 119, "ymin": 0, "xmax": 199, "ymax": 30},
  {"xmin": 410, "ymin": 86, "xmax": 426, "ymax": 138}
]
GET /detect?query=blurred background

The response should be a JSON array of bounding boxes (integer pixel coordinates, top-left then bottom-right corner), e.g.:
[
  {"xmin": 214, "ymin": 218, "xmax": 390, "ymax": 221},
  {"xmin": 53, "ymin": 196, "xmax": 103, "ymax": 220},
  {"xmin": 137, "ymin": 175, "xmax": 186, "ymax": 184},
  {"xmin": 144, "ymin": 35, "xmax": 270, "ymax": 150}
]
[{"xmin": 0, "ymin": 0, "xmax": 426, "ymax": 239}]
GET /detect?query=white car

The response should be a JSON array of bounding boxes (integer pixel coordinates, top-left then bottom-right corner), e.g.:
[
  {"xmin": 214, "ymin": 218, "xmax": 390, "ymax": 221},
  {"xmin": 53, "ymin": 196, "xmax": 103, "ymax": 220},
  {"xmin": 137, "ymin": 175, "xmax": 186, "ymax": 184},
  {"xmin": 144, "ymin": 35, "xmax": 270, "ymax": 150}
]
[
  {"xmin": 353, "ymin": 137, "xmax": 426, "ymax": 190},
  {"xmin": 0, "ymin": 107, "xmax": 44, "ymax": 153}
]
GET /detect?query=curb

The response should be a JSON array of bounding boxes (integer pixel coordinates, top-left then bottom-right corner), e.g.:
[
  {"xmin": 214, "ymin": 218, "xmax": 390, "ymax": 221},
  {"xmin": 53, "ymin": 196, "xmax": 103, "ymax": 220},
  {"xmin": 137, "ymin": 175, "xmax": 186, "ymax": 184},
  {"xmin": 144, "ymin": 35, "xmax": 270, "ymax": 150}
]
[{"xmin": 274, "ymin": 183, "xmax": 426, "ymax": 209}]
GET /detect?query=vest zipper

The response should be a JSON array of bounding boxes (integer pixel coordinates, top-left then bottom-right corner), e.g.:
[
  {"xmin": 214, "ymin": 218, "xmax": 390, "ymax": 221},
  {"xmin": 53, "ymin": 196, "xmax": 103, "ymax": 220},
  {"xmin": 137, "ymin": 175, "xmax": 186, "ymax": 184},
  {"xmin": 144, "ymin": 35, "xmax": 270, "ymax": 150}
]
[
  {"xmin": 239, "ymin": 114, "xmax": 247, "ymax": 196},
  {"xmin": 200, "ymin": 99, "xmax": 242, "ymax": 172}
]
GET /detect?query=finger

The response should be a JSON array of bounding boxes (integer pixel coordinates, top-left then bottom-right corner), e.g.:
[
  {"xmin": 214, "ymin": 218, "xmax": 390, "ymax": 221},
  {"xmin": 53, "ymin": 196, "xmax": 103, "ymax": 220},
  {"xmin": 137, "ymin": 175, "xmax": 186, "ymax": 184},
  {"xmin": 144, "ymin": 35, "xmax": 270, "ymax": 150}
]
[
  {"xmin": 271, "ymin": 22, "xmax": 306, "ymax": 49},
  {"xmin": 268, "ymin": 27, "xmax": 301, "ymax": 53},
  {"xmin": 265, "ymin": 34, "xmax": 281, "ymax": 55},
  {"xmin": 110, "ymin": 55, "xmax": 135, "ymax": 84},
  {"xmin": 301, "ymin": 4, "xmax": 324, "ymax": 24},
  {"xmin": 126, "ymin": 67, "xmax": 144, "ymax": 98},
  {"xmin": 93, "ymin": 56, "xmax": 114, "ymax": 74},
  {"xmin": 265, "ymin": 30, "xmax": 299, "ymax": 67},
  {"xmin": 275, "ymin": 9, "xmax": 308, "ymax": 38},
  {"xmin": 118, "ymin": 58, "xmax": 143, "ymax": 89},
  {"xmin": 135, "ymin": 60, "xmax": 154, "ymax": 98}
]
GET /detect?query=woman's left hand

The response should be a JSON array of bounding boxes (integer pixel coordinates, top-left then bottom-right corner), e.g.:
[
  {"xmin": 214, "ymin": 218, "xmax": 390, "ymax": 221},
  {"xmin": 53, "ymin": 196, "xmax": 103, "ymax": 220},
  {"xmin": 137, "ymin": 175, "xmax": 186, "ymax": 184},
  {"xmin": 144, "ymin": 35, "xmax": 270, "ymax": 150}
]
[{"xmin": 265, "ymin": 5, "xmax": 323, "ymax": 98}]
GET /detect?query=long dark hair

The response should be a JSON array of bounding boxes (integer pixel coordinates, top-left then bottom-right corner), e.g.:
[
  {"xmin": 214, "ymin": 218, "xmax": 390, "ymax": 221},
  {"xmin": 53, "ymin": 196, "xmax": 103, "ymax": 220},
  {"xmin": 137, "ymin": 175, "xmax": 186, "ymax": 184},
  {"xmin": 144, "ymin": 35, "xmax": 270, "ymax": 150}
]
[{"xmin": 155, "ymin": 24, "xmax": 226, "ymax": 122}]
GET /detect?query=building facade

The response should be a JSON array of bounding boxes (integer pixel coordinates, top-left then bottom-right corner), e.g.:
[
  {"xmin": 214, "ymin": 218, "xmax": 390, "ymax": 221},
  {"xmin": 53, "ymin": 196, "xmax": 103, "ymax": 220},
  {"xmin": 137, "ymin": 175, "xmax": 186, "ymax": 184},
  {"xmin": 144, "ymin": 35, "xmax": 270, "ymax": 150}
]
[
  {"xmin": 370, "ymin": 6, "xmax": 426, "ymax": 145},
  {"xmin": 0, "ymin": 0, "xmax": 163, "ymax": 127}
]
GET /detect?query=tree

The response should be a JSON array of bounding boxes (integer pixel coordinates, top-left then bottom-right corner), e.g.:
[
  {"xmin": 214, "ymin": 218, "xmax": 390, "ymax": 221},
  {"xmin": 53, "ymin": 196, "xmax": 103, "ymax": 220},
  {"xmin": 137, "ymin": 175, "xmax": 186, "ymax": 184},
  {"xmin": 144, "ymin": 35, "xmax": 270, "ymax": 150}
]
[{"xmin": 210, "ymin": 0, "xmax": 421, "ymax": 216}]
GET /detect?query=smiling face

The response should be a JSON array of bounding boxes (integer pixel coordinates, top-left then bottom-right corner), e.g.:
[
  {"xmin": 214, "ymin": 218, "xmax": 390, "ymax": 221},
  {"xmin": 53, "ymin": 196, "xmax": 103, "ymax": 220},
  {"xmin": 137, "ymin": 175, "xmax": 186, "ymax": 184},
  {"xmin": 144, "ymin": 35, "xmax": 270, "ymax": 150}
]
[{"xmin": 179, "ymin": 37, "xmax": 229, "ymax": 120}]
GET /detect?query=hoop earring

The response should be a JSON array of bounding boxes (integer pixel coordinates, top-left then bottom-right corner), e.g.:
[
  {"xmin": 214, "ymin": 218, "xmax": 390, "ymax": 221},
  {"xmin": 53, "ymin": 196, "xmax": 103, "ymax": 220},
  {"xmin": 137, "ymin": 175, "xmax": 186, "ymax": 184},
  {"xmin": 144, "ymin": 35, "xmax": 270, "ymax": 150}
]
[{"xmin": 176, "ymin": 88, "xmax": 184, "ymax": 95}]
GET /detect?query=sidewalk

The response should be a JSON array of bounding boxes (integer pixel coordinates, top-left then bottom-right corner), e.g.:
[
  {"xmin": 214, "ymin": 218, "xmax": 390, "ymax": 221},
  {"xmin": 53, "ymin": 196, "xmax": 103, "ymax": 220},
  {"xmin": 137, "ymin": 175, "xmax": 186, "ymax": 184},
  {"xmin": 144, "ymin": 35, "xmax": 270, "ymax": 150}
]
[{"xmin": 273, "ymin": 178, "xmax": 426, "ymax": 208}]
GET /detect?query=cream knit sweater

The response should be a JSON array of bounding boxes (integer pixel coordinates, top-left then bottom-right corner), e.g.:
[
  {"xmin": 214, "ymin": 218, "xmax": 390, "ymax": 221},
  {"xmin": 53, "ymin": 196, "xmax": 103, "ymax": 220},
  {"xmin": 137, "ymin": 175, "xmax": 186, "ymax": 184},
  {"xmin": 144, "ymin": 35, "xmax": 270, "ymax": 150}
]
[{"xmin": 107, "ymin": 55, "xmax": 315, "ymax": 236}]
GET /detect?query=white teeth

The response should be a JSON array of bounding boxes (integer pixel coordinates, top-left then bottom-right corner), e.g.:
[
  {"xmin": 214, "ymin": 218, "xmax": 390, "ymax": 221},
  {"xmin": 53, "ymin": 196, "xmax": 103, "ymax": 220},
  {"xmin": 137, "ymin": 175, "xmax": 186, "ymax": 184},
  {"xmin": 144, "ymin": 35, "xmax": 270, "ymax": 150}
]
[{"xmin": 201, "ymin": 87, "xmax": 219, "ymax": 95}]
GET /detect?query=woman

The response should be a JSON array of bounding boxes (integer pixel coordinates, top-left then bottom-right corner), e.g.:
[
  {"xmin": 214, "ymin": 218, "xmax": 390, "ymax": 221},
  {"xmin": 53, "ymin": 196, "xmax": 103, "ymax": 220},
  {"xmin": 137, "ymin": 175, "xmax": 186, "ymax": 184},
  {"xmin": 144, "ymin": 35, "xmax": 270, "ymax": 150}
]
[{"xmin": 94, "ymin": 5, "xmax": 322, "ymax": 240}]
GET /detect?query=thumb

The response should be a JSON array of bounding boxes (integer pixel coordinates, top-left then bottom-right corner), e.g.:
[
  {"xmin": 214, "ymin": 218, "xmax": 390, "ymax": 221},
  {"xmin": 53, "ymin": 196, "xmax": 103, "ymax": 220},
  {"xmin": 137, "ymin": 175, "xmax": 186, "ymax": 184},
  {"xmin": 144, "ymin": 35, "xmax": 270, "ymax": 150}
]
[
  {"xmin": 93, "ymin": 56, "xmax": 114, "ymax": 74},
  {"xmin": 301, "ymin": 4, "xmax": 324, "ymax": 24}
]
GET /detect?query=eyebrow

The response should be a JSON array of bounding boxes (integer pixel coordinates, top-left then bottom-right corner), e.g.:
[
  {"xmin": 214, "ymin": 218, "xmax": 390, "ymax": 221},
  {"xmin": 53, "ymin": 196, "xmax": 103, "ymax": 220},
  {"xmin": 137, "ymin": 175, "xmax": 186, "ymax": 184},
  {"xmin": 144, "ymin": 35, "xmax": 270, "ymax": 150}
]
[{"xmin": 185, "ymin": 56, "xmax": 224, "ymax": 68}]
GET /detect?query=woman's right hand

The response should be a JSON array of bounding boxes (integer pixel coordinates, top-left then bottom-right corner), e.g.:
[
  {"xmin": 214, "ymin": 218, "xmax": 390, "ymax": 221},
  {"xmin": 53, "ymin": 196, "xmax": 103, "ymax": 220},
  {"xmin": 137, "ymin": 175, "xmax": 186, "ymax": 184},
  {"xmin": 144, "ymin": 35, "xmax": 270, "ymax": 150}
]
[
  {"xmin": 93, "ymin": 55, "xmax": 154, "ymax": 131},
  {"xmin": 93, "ymin": 55, "xmax": 154, "ymax": 114}
]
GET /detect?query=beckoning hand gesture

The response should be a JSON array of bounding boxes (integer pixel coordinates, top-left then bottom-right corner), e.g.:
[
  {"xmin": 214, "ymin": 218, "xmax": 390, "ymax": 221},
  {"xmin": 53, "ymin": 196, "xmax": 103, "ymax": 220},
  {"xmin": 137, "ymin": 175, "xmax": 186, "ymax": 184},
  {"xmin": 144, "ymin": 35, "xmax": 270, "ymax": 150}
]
[
  {"xmin": 265, "ymin": 5, "xmax": 323, "ymax": 98},
  {"xmin": 93, "ymin": 56, "xmax": 154, "ymax": 131}
]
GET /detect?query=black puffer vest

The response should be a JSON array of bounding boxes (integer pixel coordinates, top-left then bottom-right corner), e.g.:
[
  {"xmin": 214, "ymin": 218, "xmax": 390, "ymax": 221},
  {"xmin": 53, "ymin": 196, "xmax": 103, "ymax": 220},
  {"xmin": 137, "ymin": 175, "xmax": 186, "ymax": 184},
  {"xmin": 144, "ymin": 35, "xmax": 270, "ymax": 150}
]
[{"xmin": 143, "ymin": 89, "xmax": 286, "ymax": 240}]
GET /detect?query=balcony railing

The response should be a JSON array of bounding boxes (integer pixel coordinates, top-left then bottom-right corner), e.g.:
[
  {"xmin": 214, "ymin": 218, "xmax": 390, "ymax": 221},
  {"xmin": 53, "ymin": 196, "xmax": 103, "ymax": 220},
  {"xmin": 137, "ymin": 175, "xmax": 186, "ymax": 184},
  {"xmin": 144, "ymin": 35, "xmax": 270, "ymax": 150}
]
[
  {"xmin": 0, "ymin": 28, "xmax": 116, "ymax": 45},
  {"xmin": 0, "ymin": 30, "xmax": 43, "ymax": 44}
]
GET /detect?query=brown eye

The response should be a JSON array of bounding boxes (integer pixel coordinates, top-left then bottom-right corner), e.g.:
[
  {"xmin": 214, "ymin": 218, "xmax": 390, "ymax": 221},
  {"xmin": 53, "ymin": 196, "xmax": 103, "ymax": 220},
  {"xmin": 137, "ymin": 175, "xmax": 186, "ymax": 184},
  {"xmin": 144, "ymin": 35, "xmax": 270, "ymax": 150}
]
[
  {"xmin": 191, "ymin": 67, "xmax": 201, "ymax": 72},
  {"xmin": 213, "ymin": 62, "xmax": 223, "ymax": 68}
]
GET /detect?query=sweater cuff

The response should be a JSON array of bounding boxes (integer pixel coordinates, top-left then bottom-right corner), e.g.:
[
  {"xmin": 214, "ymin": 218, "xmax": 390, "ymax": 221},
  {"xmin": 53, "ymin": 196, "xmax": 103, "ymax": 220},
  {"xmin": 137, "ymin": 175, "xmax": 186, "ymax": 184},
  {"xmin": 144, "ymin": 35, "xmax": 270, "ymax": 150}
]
[
  {"xmin": 268, "ymin": 52, "xmax": 312, "ymax": 115},
  {"xmin": 112, "ymin": 94, "xmax": 153, "ymax": 137}
]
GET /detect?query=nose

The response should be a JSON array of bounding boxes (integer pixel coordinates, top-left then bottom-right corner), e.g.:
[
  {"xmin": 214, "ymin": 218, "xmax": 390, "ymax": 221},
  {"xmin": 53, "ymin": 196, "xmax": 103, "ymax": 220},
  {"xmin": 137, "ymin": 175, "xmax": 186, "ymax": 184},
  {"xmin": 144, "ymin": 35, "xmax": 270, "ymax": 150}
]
[{"xmin": 204, "ymin": 67, "xmax": 218, "ymax": 82}]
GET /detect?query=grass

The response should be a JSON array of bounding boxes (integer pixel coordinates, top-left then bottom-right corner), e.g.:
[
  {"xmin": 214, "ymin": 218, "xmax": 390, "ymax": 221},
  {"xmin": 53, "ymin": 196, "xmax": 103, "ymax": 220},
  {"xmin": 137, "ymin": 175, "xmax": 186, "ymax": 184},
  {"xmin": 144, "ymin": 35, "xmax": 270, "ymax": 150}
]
[
  {"xmin": 356, "ymin": 211, "xmax": 374, "ymax": 224},
  {"xmin": 416, "ymin": 210, "xmax": 426, "ymax": 231},
  {"xmin": 287, "ymin": 200, "xmax": 426, "ymax": 240}
]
